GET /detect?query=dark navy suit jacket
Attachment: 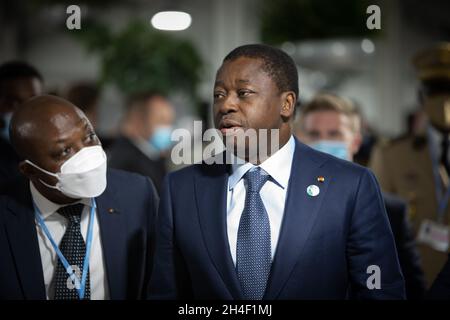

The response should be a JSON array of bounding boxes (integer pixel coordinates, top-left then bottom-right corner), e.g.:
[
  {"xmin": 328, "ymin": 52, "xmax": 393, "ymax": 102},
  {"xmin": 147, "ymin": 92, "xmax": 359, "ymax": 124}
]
[
  {"xmin": 149, "ymin": 139, "xmax": 406, "ymax": 299},
  {"xmin": 0, "ymin": 169, "xmax": 158, "ymax": 300}
]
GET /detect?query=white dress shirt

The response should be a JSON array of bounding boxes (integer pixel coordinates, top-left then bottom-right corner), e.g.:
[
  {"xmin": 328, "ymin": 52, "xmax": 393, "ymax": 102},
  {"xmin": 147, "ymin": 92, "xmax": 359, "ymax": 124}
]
[
  {"xmin": 31, "ymin": 182, "xmax": 109, "ymax": 300},
  {"xmin": 226, "ymin": 135, "xmax": 295, "ymax": 265}
]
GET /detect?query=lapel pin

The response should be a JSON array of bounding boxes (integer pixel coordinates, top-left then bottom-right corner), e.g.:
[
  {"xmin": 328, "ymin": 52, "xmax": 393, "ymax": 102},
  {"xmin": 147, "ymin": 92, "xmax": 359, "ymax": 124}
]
[
  {"xmin": 317, "ymin": 176, "xmax": 325, "ymax": 183},
  {"xmin": 307, "ymin": 185, "xmax": 320, "ymax": 197},
  {"xmin": 108, "ymin": 208, "xmax": 115, "ymax": 214}
]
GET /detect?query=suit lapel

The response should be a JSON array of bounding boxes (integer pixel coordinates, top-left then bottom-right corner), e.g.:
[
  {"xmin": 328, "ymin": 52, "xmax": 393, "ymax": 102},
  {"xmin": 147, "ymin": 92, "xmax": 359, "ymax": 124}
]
[
  {"xmin": 195, "ymin": 162, "xmax": 243, "ymax": 299},
  {"xmin": 96, "ymin": 178, "xmax": 128, "ymax": 299},
  {"xmin": 5, "ymin": 186, "xmax": 46, "ymax": 299},
  {"xmin": 264, "ymin": 140, "xmax": 330, "ymax": 299}
]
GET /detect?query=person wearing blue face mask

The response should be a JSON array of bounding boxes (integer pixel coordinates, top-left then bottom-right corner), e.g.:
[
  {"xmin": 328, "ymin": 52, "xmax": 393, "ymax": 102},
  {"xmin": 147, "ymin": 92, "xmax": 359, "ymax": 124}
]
[
  {"xmin": 295, "ymin": 93, "xmax": 426, "ymax": 300},
  {"xmin": 108, "ymin": 92, "xmax": 175, "ymax": 194},
  {"xmin": 0, "ymin": 61, "xmax": 43, "ymax": 193},
  {"xmin": 294, "ymin": 94, "xmax": 361, "ymax": 162}
]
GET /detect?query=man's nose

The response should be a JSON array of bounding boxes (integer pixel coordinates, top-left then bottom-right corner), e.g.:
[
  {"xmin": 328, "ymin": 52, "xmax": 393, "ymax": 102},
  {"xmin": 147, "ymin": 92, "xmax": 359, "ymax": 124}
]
[{"xmin": 218, "ymin": 94, "xmax": 239, "ymax": 115}]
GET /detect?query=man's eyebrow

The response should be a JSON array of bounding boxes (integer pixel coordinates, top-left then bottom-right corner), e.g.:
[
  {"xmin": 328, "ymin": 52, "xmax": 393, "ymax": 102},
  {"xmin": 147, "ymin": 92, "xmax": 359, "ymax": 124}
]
[{"xmin": 214, "ymin": 79, "xmax": 251, "ymax": 87}]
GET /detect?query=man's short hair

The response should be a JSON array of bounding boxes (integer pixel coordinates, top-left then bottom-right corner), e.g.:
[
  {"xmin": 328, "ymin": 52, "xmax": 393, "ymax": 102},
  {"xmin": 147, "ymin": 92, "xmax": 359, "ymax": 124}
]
[
  {"xmin": 298, "ymin": 93, "xmax": 360, "ymax": 133},
  {"xmin": 223, "ymin": 44, "xmax": 299, "ymax": 99},
  {"xmin": 125, "ymin": 91, "xmax": 163, "ymax": 115},
  {"xmin": 0, "ymin": 61, "xmax": 43, "ymax": 89}
]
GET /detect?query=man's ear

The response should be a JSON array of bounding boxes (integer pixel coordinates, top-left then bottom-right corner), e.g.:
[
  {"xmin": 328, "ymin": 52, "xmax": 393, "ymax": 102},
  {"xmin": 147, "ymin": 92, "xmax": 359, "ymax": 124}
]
[
  {"xmin": 280, "ymin": 91, "xmax": 296, "ymax": 120},
  {"xmin": 18, "ymin": 161, "xmax": 38, "ymax": 181},
  {"xmin": 350, "ymin": 133, "xmax": 363, "ymax": 156}
]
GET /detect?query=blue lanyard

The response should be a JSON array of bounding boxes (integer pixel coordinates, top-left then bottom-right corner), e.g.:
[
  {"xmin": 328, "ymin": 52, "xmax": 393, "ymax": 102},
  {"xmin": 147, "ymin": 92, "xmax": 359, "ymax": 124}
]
[
  {"xmin": 428, "ymin": 129, "xmax": 450, "ymax": 222},
  {"xmin": 34, "ymin": 199, "xmax": 96, "ymax": 299}
]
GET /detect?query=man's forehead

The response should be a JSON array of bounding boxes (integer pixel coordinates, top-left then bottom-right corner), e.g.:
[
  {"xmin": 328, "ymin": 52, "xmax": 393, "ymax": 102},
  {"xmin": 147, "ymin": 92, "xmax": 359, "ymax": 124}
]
[
  {"xmin": 29, "ymin": 107, "xmax": 88, "ymax": 142},
  {"xmin": 215, "ymin": 57, "xmax": 266, "ymax": 83},
  {"xmin": 305, "ymin": 111, "xmax": 351, "ymax": 128},
  {"xmin": 147, "ymin": 96, "xmax": 172, "ymax": 110},
  {"xmin": 18, "ymin": 113, "xmax": 88, "ymax": 162},
  {"xmin": 49, "ymin": 111, "xmax": 87, "ymax": 133}
]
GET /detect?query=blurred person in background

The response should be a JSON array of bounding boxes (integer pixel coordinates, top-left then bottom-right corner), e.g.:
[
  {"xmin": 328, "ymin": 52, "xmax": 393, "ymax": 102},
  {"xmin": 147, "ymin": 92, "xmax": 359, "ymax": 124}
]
[
  {"xmin": 370, "ymin": 43, "xmax": 450, "ymax": 287},
  {"xmin": 65, "ymin": 82, "xmax": 114, "ymax": 150},
  {"xmin": 406, "ymin": 109, "xmax": 427, "ymax": 139},
  {"xmin": 352, "ymin": 105, "xmax": 379, "ymax": 167},
  {"xmin": 295, "ymin": 93, "xmax": 426, "ymax": 299},
  {"xmin": 0, "ymin": 61, "xmax": 43, "ymax": 190},
  {"xmin": 107, "ymin": 92, "xmax": 175, "ymax": 194},
  {"xmin": 66, "ymin": 82, "xmax": 100, "ymax": 129}
]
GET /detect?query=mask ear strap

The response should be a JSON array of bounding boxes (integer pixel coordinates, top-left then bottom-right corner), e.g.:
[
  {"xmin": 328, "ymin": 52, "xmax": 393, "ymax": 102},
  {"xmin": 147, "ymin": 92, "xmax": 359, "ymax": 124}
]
[
  {"xmin": 24, "ymin": 160, "xmax": 59, "ymax": 177},
  {"xmin": 38, "ymin": 178, "xmax": 59, "ymax": 190},
  {"xmin": 24, "ymin": 160, "xmax": 60, "ymax": 190}
]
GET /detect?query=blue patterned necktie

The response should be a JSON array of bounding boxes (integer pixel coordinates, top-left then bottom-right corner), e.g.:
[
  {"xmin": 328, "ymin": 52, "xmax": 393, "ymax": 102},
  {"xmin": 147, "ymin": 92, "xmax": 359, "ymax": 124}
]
[
  {"xmin": 53, "ymin": 203, "xmax": 91, "ymax": 300},
  {"xmin": 236, "ymin": 167, "xmax": 272, "ymax": 300}
]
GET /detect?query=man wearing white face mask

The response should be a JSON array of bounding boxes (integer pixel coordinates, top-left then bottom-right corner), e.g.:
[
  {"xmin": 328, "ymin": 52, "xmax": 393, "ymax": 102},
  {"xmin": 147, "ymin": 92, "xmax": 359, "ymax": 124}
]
[
  {"xmin": 295, "ymin": 93, "xmax": 426, "ymax": 299},
  {"xmin": 0, "ymin": 95, "xmax": 159, "ymax": 300},
  {"xmin": 108, "ymin": 92, "xmax": 175, "ymax": 194}
]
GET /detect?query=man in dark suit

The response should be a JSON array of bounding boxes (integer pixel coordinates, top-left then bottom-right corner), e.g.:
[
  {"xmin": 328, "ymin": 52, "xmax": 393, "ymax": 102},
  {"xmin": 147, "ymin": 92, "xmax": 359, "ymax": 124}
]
[
  {"xmin": 0, "ymin": 61, "xmax": 43, "ymax": 190},
  {"xmin": 108, "ymin": 92, "xmax": 175, "ymax": 193},
  {"xmin": 295, "ymin": 93, "xmax": 426, "ymax": 299},
  {"xmin": 148, "ymin": 44, "xmax": 405, "ymax": 300},
  {"xmin": 383, "ymin": 193, "xmax": 426, "ymax": 299},
  {"xmin": 0, "ymin": 95, "xmax": 158, "ymax": 300}
]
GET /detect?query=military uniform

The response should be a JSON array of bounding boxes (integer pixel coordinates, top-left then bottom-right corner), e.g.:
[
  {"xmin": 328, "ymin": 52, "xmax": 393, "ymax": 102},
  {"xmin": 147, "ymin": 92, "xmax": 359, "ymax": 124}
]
[
  {"xmin": 370, "ymin": 135, "xmax": 448, "ymax": 286},
  {"xmin": 370, "ymin": 43, "xmax": 450, "ymax": 287}
]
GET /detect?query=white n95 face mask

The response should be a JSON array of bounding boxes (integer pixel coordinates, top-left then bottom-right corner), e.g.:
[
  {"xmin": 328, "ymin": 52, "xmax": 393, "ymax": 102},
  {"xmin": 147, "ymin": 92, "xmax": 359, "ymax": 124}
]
[{"xmin": 25, "ymin": 145, "xmax": 107, "ymax": 199}]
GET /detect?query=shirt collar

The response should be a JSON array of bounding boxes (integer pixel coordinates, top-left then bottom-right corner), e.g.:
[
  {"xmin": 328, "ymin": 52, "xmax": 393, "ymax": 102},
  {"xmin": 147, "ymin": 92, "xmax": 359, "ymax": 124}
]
[
  {"xmin": 228, "ymin": 135, "xmax": 295, "ymax": 190},
  {"xmin": 30, "ymin": 182, "xmax": 91, "ymax": 219}
]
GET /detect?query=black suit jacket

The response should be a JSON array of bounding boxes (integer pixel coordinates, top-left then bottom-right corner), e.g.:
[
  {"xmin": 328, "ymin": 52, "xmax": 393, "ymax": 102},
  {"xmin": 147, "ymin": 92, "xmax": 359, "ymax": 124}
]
[
  {"xmin": 107, "ymin": 136, "xmax": 167, "ymax": 194},
  {"xmin": 383, "ymin": 193, "xmax": 426, "ymax": 299},
  {"xmin": 0, "ymin": 137, "xmax": 20, "ymax": 192},
  {"xmin": 0, "ymin": 168, "xmax": 158, "ymax": 300}
]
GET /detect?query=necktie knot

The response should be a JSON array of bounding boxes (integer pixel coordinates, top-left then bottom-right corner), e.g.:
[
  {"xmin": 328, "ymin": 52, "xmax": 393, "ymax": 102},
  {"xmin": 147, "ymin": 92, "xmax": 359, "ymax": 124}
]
[
  {"xmin": 244, "ymin": 167, "xmax": 270, "ymax": 193},
  {"xmin": 58, "ymin": 203, "xmax": 84, "ymax": 225}
]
